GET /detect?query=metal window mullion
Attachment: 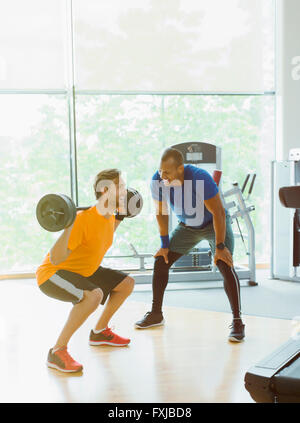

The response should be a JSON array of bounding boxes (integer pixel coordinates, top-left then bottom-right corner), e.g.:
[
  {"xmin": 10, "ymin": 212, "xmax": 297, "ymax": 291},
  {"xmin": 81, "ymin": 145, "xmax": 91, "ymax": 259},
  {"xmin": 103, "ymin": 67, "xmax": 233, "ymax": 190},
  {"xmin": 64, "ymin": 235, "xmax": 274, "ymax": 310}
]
[
  {"xmin": 0, "ymin": 89, "xmax": 276, "ymax": 96},
  {"xmin": 66, "ymin": 0, "xmax": 78, "ymax": 206},
  {"xmin": 75, "ymin": 90, "xmax": 276, "ymax": 96},
  {"xmin": 161, "ymin": 96, "xmax": 166, "ymax": 148},
  {"xmin": 0, "ymin": 89, "xmax": 67, "ymax": 94}
]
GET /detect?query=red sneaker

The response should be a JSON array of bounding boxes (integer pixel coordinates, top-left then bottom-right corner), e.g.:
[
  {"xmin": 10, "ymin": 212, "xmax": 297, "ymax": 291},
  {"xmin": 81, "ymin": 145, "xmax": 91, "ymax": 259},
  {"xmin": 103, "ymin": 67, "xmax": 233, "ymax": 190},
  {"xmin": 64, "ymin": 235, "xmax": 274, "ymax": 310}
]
[
  {"xmin": 89, "ymin": 327, "xmax": 130, "ymax": 346},
  {"xmin": 47, "ymin": 347, "xmax": 83, "ymax": 373}
]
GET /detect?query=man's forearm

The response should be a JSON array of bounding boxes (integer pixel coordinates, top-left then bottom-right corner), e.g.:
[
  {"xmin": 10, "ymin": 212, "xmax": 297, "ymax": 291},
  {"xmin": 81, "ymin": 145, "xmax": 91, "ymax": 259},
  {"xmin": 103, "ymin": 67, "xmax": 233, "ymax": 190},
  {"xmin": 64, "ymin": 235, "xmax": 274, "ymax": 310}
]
[
  {"xmin": 50, "ymin": 225, "xmax": 73, "ymax": 265},
  {"xmin": 156, "ymin": 214, "xmax": 169, "ymax": 236},
  {"xmin": 114, "ymin": 219, "xmax": 122, "ymax": 232},
  {"xmin": 156, "ymin": 214, "xmax": 169, "ymax": 249},
  {"xmin": 212, "ymin": 210, "xmax": 226, "ymax": 244}
]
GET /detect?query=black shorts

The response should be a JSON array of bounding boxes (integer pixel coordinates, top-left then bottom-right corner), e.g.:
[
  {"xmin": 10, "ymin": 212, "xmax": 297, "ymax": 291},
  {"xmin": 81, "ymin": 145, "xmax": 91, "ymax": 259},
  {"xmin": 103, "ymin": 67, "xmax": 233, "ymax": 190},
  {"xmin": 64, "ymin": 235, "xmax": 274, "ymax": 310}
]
[{"xmin": 39, "ymin": 267, "xmax": 129, "ymax": 305}]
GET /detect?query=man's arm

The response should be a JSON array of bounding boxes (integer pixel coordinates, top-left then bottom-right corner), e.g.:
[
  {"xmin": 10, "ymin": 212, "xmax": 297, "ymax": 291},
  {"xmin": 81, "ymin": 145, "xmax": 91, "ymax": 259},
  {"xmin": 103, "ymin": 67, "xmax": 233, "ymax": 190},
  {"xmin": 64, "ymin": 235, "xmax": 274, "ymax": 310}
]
[
  {"xmin": 204, "ymin": 192, "xmax": 233, "ymax": 267},
  {"xmin": 154, "ymin": 199, "xmax": 169, "ymax": 235},
  {"xmin": 114, "ymin": 219, "xmax": 122, "ymax": 231},
  {"xmin": 50, "ymin": 224, "xmax": 73, "ymax": 265},
  {"xmin": 153, "ymin": 199, "xmax": 170, "ymax": 264},
  {"xmin": 204, "ymin": 192, "xmax": 226, "ymax": 244}
]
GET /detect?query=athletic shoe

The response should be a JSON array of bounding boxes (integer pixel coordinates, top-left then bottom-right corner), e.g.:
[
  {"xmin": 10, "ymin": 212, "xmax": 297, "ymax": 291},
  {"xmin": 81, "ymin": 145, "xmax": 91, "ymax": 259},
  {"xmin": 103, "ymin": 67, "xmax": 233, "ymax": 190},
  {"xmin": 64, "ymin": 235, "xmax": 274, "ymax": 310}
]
[
  {"xmin": 47, "ymin": 347, "xmax": 83, "ymax": 373},
  {"xmin": 134, "ymin": 311, "xmax": 165, "ymax": 329},
  {"xmin": 228, "ymin": 319, "xmax": 245, "ymax": 342},
  {"xmin": 89, "ymin": 327, "xmax": 130, "ymax": 346}
]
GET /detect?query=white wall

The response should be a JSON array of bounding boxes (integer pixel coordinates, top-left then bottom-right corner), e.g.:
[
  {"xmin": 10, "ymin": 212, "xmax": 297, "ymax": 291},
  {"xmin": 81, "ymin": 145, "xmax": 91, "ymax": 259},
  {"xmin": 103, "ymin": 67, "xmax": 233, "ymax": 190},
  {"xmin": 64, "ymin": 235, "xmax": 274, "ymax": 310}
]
[{"xmin": 276, "ymin": 0, "xmax": 300, "ymax": 160}]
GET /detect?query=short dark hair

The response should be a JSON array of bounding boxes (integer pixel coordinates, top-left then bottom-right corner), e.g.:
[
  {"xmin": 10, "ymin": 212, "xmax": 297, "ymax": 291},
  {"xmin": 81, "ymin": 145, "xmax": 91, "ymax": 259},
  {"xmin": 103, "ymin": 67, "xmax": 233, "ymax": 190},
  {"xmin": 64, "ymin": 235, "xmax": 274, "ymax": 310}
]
[
  {"xmin": 161, "ymin": 148, "xmax": 184, "ymax": 167},
  {"xmin": 94, "ymin": 168, "xmax": 121, "ymax": 200}
]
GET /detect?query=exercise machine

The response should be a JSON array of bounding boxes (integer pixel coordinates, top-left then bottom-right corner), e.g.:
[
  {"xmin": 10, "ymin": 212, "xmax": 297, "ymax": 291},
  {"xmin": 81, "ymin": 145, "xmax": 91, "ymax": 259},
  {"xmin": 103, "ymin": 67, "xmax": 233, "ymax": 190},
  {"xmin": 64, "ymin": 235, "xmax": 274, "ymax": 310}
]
[
  {"xmin": 271, "ymin": 148, "xmax": 300, "ymax": 281},
  {"xmin": 245, "ymin": 185, "xmax": 300, "ymax": 402}
]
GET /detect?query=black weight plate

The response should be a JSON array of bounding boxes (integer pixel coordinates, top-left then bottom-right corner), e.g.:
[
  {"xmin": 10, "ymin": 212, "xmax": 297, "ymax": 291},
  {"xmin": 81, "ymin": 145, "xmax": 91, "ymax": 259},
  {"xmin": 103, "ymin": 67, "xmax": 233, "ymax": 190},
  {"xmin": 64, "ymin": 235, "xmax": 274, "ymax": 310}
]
[
  {"xmin": 48, "ymin": 194, "xmax": 70, "ymax": 230},
  {"xmin": 36, "ymin": 194, "xmax": 75, "ymax": 232},
  {"xmin": 126, "ymin": 187, "xmax": 143, "ymax": 218},
  {"xmin": 60, "ymin": 194, "xmax": 77, "ymax": 228},
  {"xmin": 36, "ymin": 194, "xmax": 66, "ymax": 232}
]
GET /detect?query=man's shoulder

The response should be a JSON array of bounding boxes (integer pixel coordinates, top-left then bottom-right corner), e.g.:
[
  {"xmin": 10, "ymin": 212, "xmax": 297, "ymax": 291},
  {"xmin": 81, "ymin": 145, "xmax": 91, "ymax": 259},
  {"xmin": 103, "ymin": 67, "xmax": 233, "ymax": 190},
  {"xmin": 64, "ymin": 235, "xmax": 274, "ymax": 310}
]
[
  {"xmin": 152, "ymin": 170, "xmax": 161, "ymax": 181},
  {"xmin": 75, "ymin": 206, "xmax": 95, "ymax": 221},
  {"xmin": 185, "ymin": 164, "xmax": 209, "ymax": 178}
]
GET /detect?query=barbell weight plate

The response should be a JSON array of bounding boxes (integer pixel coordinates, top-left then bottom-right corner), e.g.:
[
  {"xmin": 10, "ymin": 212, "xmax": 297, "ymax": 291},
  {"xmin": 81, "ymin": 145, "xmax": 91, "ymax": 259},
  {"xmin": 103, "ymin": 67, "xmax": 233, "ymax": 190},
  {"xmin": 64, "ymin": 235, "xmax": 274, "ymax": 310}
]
[
  {"xmin": 59, "ymin": 194, "xmax": 77, "ymax": 228},
  {"xmin": 51, "ymin": 194, "xmax": 74, "ymax": 230},
  {"xmin": 126, "ymin": 187, "xmax": 143, "ymax": 218},
  {"xmin": 36, "ymin": 194, "xmax": 76, "ymax": 232}
]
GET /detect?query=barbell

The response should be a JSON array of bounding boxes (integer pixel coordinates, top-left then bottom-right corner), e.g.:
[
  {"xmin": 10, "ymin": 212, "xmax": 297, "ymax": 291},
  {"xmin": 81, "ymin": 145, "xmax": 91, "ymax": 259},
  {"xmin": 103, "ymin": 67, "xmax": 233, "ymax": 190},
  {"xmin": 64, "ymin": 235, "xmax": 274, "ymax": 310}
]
[{"xmin": 36, "ymin": 187, "xmax": 143, "ymax": 232}]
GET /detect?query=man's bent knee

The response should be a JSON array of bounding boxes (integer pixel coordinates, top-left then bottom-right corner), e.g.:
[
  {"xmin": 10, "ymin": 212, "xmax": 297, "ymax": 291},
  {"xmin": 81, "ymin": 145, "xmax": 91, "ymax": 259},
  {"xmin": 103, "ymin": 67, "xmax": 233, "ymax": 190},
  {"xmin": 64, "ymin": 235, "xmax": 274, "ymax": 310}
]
[
  {"xmin": 114, "ymin": 276, "xmax": 135, "ymax": 294},
  {"xmin": 83, "ymin": 288, "xmax": 103, "ymax": 308},
  {"xmin": 126, "ymin": 276, "xmax": 135, "ymax": 293},
  {"xmin": 154, "ymin": 255, "xmax": 170, "ymax": 269}
]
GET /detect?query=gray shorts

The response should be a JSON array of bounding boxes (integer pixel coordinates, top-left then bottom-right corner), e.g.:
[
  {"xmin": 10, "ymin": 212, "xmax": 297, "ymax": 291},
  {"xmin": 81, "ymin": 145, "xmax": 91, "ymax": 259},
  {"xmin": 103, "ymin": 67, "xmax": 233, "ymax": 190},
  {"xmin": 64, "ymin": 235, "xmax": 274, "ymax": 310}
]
[
  {"xmin": 169, "ymin": 212, "xmax": 234, "ymax": 256},
  {"xmin": 39, "ymin": 266, "xmax": 129, "ymax": 305}
]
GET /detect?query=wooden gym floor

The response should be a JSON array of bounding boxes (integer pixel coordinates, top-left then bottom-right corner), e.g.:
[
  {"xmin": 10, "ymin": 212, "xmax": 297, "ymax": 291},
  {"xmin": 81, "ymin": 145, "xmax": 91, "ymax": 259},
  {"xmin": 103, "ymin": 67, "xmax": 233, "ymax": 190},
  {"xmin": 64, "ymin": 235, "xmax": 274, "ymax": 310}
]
[{"xmin": 0, "ymin": 279, "xmax": 293, "ymax": 403}]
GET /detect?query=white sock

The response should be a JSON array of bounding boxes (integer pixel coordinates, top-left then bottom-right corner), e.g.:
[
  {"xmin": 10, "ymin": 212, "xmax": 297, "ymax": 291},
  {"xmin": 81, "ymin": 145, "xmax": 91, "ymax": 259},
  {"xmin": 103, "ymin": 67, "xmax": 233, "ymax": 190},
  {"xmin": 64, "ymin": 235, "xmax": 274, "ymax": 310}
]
[
  {"xmin": 52, "ymin": 346, "xmax": 63, "ymax": 353},
  {"xmin": 93, "ymin": 327, "xmax": 106, "ymax": 334}
]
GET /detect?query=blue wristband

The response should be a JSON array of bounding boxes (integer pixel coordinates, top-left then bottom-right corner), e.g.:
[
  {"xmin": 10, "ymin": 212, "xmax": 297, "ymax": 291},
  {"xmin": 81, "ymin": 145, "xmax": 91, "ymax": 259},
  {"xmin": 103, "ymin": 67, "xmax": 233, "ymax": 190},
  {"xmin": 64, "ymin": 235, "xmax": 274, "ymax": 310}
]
[{"xmin": 160, "ymin": 235, "xmax": 170, "ymax": 249}]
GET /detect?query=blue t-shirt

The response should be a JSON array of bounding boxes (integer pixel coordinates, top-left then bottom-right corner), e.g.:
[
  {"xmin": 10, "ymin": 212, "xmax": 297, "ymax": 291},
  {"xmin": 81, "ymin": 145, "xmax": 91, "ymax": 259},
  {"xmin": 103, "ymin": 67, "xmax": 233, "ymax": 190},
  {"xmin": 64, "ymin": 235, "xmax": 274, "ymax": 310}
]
[{"xmin": 150, "ymin": 164, "xmax": 219, "ymax": 229}]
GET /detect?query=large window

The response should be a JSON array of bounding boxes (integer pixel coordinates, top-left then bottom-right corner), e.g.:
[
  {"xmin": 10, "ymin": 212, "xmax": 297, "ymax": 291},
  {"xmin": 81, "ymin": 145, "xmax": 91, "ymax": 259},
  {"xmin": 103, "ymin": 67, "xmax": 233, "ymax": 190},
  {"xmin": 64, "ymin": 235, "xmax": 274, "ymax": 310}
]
[
  {"xmin": 73, "ymin": 0, "xmax": 272, "ymax": 92},
  {"xmin": 0, "ymin": 95, "xmax": 70, "ymax": 272},
  {"xmin": 0, "ymin": 0, "xmax": 275, "ymax": 274},
  {"xmin": 0, "ymin": 0, "xmax": 66, "ymax": 89}
]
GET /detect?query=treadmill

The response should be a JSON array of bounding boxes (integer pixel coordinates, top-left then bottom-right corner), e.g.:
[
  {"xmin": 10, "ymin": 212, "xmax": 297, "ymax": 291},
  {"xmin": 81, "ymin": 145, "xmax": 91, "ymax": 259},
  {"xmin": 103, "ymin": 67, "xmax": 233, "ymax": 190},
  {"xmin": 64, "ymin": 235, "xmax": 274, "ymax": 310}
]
[{"xmin": 245, "ymin": 185, "xmax": 300, "ymax": 402}]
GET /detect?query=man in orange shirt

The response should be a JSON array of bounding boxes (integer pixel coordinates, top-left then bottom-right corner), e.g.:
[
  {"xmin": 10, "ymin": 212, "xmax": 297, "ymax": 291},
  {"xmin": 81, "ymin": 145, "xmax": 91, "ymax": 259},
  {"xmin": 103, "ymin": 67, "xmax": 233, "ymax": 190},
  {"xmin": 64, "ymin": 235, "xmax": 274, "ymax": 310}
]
[{"xmin": 36, "ymin": 169, "xmax": 135, "ymax": 373}]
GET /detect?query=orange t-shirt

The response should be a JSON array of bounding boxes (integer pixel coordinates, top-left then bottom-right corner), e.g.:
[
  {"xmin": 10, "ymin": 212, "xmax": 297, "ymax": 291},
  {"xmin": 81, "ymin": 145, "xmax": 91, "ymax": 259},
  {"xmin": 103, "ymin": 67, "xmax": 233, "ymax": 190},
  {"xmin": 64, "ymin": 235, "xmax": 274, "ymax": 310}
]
[{"xmin": 36, "ymin": 206, "xmax": 115, "ymax": 286}]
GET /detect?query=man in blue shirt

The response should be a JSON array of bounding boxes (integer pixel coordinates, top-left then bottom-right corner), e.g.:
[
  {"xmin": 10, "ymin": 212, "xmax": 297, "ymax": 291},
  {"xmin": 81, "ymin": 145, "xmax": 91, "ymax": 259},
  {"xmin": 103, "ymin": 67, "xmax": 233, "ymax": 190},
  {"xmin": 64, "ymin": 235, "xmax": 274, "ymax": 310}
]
[{"xmin": 135, "ymin": 147, "xmax": 245, "ymax": 342}]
